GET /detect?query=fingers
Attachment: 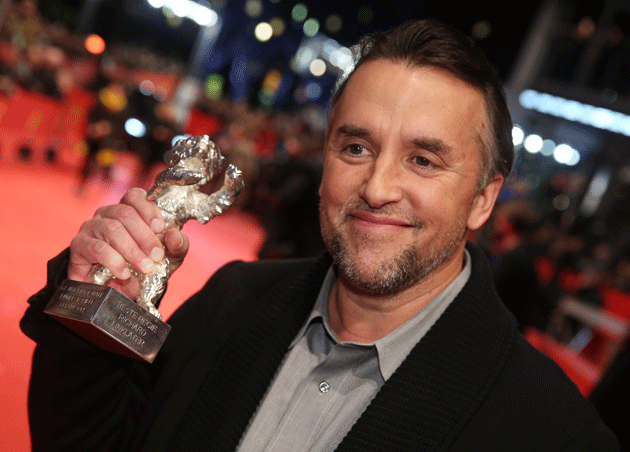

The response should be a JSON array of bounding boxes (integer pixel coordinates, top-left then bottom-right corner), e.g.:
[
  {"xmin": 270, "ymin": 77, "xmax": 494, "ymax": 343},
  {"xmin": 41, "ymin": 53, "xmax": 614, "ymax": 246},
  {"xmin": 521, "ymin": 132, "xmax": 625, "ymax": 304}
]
[
  {"xmin": 119, "ymin": 188, "xmax": 165, "ymax": 234},
  {"xmin": 68, "ymin": 234, "xmax": 130, "ymax": 281},
  {"xmin": 67, "ymin": 188, "xmax": 166, "ymax": 283}
]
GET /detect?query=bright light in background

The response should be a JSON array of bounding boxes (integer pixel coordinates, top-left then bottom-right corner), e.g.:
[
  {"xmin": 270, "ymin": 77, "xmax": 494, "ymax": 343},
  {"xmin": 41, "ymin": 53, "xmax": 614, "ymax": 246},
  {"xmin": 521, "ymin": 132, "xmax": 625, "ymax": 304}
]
[
  {"xmin": 329, "ymin": 47, "xmax": 352, "ymax": 71},
  {"xmin": 291, "ymin": 45, "xmax": 316, "ymax": 73},
  {"xmin": 139, "ymin": 80, "xmax": 155, "ymax": 96},
  {"xmin": 172, "ymin": 134, "xmax": 190, "ymax": 147},
  {"xmin": 513, "ymin": 125, "xmax": 582, "ymax": 167},
  {"xmin": 162, "ymin": 6, "xmax": 183, "ymax": 26},
  {"xmin": 255, "ymin": 22, "xmax": 273, "ymax": 42},
  {"xmin": 147, "ymin": 0, "xmax": 217, "ymax": 26},
  {"xmin": 553, "ymin": 144, "xmax": 574, "ymax": 164},
  {"xmin": 553, "ymin": 144, "xmax": 573, "ymax": 164},
  {"xmin": 125, "ymin": 118, "xmax": 147, "ymax": 138},
  {"xmin": 552, "ymin": 144, "xmax": 580, "ymax": 166},
  {"xmin": 567, "ymin": 149, "xmax": 581, "ymax": 166},
  {"xmin": 85, "ymin": 34, "xmax": 106, "ymax": 54},
  {"xmin": 171, "ymin": 0, "xmax": 191, "ymax": 17},
  {"xmin": 512, "ymin": 125, "xmax": 524, "ymax": 146},
  {"xmin": 524, "ymin": 134, "xmax": 543, "ymax": 153},
  {"xmin": 519, "ymin": 89, "xmax": 630, "ymax": 137},
  {"xmin": 303, "ymin": 18, "xmax": 319, "ymax": 37},
  {"xmin": 292, "ymin": 3, "xmax": 308, "ymax": 22},
  {"xmin": 541, "ymin": 139, "xmax": 555, "ymax": 156},
  {"xmin": 291, "ymin": 35, "xmax": 353, "ymax": 77},
  {"xmin": 321, "ymin": 38, "xmax": 353, "ymax": 72},
  {"xmin": 305, "ymin": 81, "xmax": 322, "ymax": 100},
  {"xmin": 309, "ymin": 58, "xmax": 326, "ymax": 76},
  {"xmin": 580, "ymin": 168, "xmax": 611, "ymax": 216},
  {"xmin": 191, "ymin": 4, "xmax": 217, "ymax": 26},
  {"xmin": 204, "ymin": 73, "xmax": 224, "ymax": 99}
]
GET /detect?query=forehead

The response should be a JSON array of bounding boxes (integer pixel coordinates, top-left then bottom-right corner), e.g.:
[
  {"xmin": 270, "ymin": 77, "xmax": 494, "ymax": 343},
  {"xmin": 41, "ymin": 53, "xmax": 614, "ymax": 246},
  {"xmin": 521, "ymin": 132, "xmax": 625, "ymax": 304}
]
[{"xmin": 329, "ymin": 60, "xmax": 488, "ymax": 153}]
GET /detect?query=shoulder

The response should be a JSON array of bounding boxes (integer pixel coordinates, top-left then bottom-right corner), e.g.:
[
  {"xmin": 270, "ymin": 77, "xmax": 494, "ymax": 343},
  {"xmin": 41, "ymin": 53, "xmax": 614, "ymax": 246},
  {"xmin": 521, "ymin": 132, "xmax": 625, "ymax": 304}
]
[
  {"xmin": 200, "ymin": 255, "xmax": 330, "ymax": 300},
  {"xmin": 453, "ymin": 244, "xmax": 618, "ymax": 450},
  {"xmin": 169, "ymin": 255, "xmax": 327, "ymax": 319},
  {"xmin": 454, "ymin": 333, "xmax": 619, "ymax": 450},
  {"xmin": 162, "ymin": 254, "xmax": 331, "ymax": 351}
]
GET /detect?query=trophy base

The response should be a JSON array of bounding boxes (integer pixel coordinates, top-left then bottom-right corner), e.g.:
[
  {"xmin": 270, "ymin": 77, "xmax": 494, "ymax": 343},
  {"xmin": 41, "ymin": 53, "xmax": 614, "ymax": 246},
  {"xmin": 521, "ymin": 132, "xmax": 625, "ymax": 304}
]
[{"xmin": 45, "ymin": 280, "xmax": 171, "ymax": 363}]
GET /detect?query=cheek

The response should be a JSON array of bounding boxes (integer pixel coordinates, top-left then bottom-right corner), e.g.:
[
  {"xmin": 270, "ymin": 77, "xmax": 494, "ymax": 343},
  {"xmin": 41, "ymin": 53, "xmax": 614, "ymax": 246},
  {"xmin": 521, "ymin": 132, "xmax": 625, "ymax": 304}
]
[
  {"xmin": 406, "ymin": 181, "xmax": 465, "ymax": 225},
  {"xmin": 320, "ymin": 165, "xmax": 360, "ymax": 206}
]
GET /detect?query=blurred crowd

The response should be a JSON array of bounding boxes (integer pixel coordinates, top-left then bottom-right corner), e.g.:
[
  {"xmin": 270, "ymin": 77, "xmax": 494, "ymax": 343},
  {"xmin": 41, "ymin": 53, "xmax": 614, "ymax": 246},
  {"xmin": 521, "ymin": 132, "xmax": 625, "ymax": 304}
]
[
  {"xmin": 1, "ymin": 1, "xmax": 628, "ymax": 318},
  {"xmin": 479, "ymin": 198, "xmax": 630, "ymax": 333},
  {"xmin": 481, "ymin": 198, "xmax": 630, "ymax": 449},
  {"xmin": 0, "ymin": 0, "xmax": 184, "ymax": 98},
  {"xmin": 0, "ymin": 0, "xmax": 327, "ymax": 261}
]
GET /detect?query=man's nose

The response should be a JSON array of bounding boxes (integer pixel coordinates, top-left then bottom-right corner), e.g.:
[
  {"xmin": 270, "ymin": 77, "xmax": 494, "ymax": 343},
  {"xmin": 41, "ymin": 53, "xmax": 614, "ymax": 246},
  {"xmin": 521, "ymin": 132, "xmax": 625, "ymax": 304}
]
[{"xmin": 358, "ymin": 153, "xmax": 404, "ymax": 209}]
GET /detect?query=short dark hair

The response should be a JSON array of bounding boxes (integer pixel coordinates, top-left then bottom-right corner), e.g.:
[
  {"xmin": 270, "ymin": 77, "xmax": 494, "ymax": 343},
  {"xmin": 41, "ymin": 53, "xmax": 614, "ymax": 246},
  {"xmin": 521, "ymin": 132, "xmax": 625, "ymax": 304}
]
[{"xmin": 329, "ymin": 19, "xmax": 514, "ymax": 189}]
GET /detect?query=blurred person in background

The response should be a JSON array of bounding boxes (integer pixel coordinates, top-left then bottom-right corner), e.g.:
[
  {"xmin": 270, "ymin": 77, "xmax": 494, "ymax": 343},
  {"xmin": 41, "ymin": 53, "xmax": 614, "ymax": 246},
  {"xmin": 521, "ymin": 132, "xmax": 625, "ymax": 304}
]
[
  {"xmin": 491, "ymin": 200, "xmax": 557, "ymax": 332},
  {"xmin": 3, "ymin": 0, "xmax": 44, "ymax": 54},
  {"xmin": 253, "ymin": 116, "xmax": 325, "ymax": 259},
  {"xmin": 76, "ymin": 77, "xmax": 130, "ymax": 194}
]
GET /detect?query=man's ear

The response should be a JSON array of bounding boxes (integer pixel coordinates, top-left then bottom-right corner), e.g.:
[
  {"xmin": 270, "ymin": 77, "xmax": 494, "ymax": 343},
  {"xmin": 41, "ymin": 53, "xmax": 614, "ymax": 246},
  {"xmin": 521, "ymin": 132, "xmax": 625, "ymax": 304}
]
[{"xmin": 466, "ymin": 174, "xmax": 504, "ymax": 232}]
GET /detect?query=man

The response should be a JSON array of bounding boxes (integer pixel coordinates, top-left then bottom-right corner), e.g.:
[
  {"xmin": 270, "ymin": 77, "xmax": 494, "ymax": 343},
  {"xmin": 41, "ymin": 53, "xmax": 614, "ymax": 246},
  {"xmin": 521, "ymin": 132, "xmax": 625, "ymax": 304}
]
[{"xmin": 21, "ymin": 19, "xmax": 618, "ymax": 451}]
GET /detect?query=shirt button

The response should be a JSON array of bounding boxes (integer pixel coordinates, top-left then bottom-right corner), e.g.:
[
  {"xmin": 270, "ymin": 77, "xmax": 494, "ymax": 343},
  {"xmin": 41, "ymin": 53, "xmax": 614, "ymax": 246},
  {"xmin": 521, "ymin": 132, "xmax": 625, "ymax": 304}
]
[{"xmin": 319, "ymin": 381, "xmax": 330, "ymax": 393}]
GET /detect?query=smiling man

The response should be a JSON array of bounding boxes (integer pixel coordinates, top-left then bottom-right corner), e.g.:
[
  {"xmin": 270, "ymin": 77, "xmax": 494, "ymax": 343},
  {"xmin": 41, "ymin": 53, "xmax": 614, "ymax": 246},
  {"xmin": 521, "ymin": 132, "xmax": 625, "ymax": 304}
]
[
  {"xmin": 22, "ymin": 19, "xmax": 618, "ymax": 452},
  {"xmin": 319, "ymin": 60, "xmax": 503, "ymax": 342}
]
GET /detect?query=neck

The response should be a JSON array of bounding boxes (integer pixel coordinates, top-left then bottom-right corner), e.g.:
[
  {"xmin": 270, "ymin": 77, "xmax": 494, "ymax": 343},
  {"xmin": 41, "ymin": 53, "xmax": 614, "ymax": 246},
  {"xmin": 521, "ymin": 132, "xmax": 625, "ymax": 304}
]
[{"xmin": 328, "ymin": 248, "xmax": 466, "ymax": 343}]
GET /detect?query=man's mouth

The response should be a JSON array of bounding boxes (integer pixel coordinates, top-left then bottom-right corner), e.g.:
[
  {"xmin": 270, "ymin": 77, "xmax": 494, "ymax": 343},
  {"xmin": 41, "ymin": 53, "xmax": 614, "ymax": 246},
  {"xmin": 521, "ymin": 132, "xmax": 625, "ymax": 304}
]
[{"xmin": 349, "ymin": 210, "xmax": 416, "ymax": 228}]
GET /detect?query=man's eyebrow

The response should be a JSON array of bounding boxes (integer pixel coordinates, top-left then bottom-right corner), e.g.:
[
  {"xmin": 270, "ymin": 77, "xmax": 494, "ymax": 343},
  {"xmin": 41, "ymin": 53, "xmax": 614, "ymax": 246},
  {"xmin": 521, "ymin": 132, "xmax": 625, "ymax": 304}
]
[
  {"xmin": 410, "ymin": 137, "xmax": 451, "ymax": 155},
  {"xmin": 333, "ymin": 124, "xmax": 452, "ymax": 155},
  {"xmin": 335, "ymin": 124, "xmax": 371, "ymax": 138}
]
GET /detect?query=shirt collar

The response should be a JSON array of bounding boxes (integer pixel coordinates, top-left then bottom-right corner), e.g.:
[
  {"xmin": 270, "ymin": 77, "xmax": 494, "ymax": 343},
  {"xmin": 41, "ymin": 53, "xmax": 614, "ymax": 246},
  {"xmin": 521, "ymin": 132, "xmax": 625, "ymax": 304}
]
[
  {"xmin": 290, "ymin": 265, "xmax": 336, "ymax": 348},
  {"xmin": 291, "ymin": 250, "xmax": 472, "ymax": 381}
]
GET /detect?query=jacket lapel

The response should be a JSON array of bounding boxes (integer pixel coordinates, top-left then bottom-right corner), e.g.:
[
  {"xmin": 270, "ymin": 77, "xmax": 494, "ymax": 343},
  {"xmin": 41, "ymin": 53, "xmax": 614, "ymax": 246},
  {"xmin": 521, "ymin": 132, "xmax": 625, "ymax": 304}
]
[{"xmin": 165, "ymin": 254, "xmax": 333, "ymax": 452}]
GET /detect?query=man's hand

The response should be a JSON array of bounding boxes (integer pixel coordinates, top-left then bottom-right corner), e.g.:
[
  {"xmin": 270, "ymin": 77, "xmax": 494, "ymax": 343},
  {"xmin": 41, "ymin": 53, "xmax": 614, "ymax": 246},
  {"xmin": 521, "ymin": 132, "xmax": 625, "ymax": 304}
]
[{"xmin": 68, "ymin": 188, "xmax": 189, "ymax": 300}]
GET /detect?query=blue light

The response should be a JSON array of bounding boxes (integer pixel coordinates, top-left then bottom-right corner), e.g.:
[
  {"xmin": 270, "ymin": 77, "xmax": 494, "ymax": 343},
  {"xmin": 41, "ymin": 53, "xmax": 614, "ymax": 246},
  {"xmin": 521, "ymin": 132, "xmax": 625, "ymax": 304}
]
[
  {"xmin": 172, "ymin": 134, "xmax": 190, "ymax": 146},
  {"xmin": 304, "ymin": 81, "xmax": 321, "ymax": 100},
  {"xmin": 519, "ymin": 89, "xmax": 630, "ymax": 137},
  {"xmin": 125, "ymin": 118, "xmax": 147, "ymax": 138}
]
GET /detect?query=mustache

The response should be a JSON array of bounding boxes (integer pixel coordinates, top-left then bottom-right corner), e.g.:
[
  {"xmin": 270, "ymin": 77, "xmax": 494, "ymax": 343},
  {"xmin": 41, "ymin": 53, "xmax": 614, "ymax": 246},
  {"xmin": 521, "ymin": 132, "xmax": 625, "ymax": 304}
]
[{"xmin": 342, "ymin": 198, "xmax": 424, "ymax": 229}]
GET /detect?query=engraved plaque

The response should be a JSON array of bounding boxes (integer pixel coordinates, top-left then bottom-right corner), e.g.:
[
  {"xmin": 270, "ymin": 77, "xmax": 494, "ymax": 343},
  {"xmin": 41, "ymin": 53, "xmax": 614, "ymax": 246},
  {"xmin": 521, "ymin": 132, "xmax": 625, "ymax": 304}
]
[{"xmin": 46, "ymin": 280, "xmax": 171, "ymax": 362}]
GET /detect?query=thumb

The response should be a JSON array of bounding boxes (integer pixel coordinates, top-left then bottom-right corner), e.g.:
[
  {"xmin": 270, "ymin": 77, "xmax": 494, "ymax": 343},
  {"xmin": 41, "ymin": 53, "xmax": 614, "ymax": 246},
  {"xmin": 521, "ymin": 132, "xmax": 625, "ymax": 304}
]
[{"xmin": 164, "ymin": 228, "xmax": 189, "ymax": 273}]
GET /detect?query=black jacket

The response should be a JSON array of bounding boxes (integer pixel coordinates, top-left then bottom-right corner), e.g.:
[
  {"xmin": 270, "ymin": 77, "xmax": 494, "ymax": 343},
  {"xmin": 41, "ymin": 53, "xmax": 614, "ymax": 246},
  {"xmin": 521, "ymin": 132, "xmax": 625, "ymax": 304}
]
[{"xmin": 21, "ymin": 243, "xmax": 618, "ymax": 451}]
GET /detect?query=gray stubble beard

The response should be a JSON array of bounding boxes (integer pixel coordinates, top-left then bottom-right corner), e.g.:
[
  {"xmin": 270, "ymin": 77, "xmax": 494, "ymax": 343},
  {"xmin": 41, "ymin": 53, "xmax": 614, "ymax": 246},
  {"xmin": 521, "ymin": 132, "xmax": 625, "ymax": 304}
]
[{"xmin": 320, "ymin": 200, "xmax": 467, "ymax": 296}]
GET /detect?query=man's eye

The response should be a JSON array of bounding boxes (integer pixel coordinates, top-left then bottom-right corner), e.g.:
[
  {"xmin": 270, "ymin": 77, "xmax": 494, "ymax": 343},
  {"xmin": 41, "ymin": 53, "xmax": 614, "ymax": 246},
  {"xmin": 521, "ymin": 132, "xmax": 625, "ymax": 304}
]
[
  {"xmin": 346, "ymin": 144, "xmax": 366, "ymax": 155},
  {"xmin": 414, "ymin": 156, "xmax": 433, "ymax": 167}
]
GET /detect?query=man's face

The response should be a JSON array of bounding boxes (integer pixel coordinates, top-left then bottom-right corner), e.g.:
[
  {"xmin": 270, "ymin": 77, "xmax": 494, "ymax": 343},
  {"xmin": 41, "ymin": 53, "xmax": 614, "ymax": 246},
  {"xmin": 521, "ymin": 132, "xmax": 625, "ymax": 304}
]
[{"xmin": 319, "ymin": 60, "xmax": 502, "ymax": 295}]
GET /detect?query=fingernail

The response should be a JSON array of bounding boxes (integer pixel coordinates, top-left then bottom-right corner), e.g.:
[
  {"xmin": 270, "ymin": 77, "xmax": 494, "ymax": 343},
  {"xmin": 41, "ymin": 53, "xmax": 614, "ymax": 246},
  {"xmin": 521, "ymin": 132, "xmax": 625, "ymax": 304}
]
[
  {"xmin": 177, "ymin": 231, "xmax": 184, "ymax": 248},
  {"xmin": 140, "ymin": 258, "xmax": 155, "ymax": 273},
  {"xmin": 150, "ymin": 246, "xmax": 164, "ymax": 262},
  {"xmin": 121, "ymin": 267, "xmax": 131, "ymax": 280},
  {"xmin": 152, "ymin": 218, "xmax": 165, "ymax": 233}
]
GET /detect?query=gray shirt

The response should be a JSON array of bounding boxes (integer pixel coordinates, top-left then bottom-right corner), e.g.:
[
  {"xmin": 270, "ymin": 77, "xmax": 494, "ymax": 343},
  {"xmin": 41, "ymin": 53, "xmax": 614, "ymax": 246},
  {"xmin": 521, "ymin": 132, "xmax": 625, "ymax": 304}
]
[{"xmin": 237, "ymin": 251, "xmax": 471, "ymax": 452}]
